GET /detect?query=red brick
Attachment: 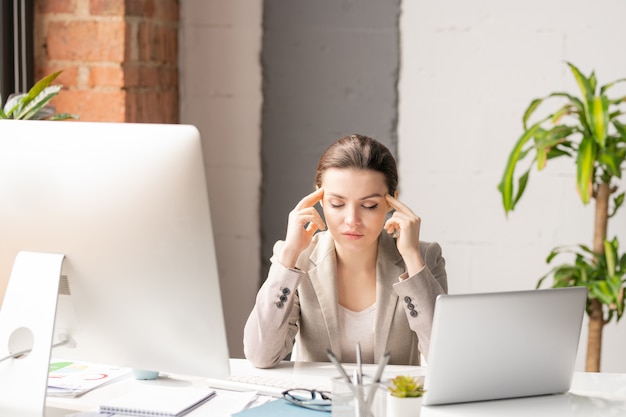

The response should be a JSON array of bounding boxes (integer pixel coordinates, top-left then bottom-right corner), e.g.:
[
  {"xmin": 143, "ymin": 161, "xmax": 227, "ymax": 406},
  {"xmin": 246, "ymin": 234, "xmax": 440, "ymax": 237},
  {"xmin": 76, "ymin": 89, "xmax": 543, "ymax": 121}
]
[
  {"xmin": 37, "ymin": 0, "xmax": 77, "ymax": 14},
  {"xmin": 51, "ymin": 90, "xmax": 126, "ymax": 122},
  {"xmin": 152, "ymin": 0, "xmax": 179, "ymax": 22},
  {"xmin": 89, "ymin": 0, "xmax": 124, "ymax": 16},
  {"xmin": 136, "ymin": 22, "xmax": 152, "ymax": 62},
  {"xmin": 89, "ymin": 65, "xmax": 125, "ymax": 88},
  {"xmin": 125, "ymin": 90, "xmax": 178, "ymax": 123},
  {"xmin": 46, "ymin": 20, "xmax": 127, "ymax": 62},
  {"xmin": 126, "ymin": 0, "xmax": 154, "ymax": 18},
  {"xmin": 35, "ymin": 0, "xmax": 180, "ymax": 123},
  {"xmin": 160, "ymin": 25, "xmax": 178, "ymax": 63},
  {"xmin": 158, "ymin": 67, "xmax": 178, "ymax": 88}
]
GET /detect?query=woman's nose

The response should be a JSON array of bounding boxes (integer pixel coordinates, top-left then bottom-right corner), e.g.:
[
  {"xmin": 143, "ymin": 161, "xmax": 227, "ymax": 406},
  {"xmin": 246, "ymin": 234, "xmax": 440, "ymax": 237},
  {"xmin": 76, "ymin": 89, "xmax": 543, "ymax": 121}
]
[{"xmin": 344, "ymin": 206, "xmax": 360, "ymax": 226}]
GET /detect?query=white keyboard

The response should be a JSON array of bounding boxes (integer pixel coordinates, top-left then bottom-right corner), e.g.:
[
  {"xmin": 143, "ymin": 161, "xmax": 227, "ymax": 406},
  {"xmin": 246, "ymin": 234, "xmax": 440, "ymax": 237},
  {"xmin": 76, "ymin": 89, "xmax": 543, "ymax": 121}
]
[{"xmin": 206, "ymin": 373, "xmax": 333, "ymax": 397}]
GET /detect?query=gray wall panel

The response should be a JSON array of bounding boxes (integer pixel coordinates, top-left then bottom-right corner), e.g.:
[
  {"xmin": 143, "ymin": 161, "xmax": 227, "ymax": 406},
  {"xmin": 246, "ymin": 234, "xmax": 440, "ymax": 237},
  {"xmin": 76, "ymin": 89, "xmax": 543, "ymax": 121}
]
[{"xmin": 261, "ymin": 0, "xmax": 401, "ymax": 283}]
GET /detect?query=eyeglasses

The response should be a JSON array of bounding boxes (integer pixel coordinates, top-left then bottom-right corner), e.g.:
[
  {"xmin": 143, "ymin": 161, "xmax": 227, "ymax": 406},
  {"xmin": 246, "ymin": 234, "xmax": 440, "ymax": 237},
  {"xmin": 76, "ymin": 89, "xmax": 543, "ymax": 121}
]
[{"xmin": 282, "ymin": 388, "xmax": 333, "ymax": 412}]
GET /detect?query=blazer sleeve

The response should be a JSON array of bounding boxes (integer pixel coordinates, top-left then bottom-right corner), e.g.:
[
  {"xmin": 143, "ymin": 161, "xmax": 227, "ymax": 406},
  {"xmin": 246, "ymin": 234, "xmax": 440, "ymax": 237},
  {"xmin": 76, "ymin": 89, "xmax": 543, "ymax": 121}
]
[
  {"xmin": 243, "ymin": 247, "xmax": 303, "ymax": 368},
  {"xmin": 392, "ymin": 241, "xmax": 447, "ymax": 361}
]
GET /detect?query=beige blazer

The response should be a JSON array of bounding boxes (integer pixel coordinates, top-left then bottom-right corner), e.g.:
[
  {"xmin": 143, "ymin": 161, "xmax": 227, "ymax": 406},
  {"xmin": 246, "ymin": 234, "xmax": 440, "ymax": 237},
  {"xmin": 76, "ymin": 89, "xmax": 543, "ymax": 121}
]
[{"xmin": 243, "ymin": 231, "xmax": 448, "ymax": 368}]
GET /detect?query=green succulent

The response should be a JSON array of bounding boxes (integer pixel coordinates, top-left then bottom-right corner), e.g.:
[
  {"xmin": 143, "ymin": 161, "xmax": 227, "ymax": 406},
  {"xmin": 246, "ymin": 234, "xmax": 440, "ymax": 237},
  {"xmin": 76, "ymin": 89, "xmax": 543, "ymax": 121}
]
[
  {"xmin": 388, "ymin": 375, "xmax": 425, "ymax": 398},
  {"xmin": 0, "ymin": 70, "xmax": 77, "ymax": 120}
]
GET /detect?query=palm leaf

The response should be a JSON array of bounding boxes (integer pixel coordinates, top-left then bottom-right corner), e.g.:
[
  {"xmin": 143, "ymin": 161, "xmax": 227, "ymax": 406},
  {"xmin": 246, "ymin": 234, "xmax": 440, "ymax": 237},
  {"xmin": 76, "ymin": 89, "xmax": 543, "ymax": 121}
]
[
  {"xmin": 498, "ymin": 119, "xmax": 547, "ymax": 213},
  {"xmin": 600, "ymin": 77, "xmax": 626, "ymax": 95},
  {"xmin": 588, "ymin": 95, "xmax": 609, "ymax": 147},
  {"xmin": 568, "ymin": 62, "xmax": 594, "ymax": 99},
  {"xmin": 575, "ymin": 136, "xmax": 596, "ymax": 204}
]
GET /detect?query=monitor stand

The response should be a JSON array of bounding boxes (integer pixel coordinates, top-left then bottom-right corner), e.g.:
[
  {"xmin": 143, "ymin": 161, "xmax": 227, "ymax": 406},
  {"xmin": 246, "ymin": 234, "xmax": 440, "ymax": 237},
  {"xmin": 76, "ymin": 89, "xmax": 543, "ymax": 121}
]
[{"xmin": 0, "ymin": 251, "xmax": 65, "ymax": 417}]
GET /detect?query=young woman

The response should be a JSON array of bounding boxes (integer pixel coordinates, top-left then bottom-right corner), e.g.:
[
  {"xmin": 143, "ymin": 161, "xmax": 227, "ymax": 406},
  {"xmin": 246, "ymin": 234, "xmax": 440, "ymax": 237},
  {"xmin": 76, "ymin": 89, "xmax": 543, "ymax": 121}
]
[{"xmin": 244, "ymin": 134, "xmax": 448, "ymax": 368}]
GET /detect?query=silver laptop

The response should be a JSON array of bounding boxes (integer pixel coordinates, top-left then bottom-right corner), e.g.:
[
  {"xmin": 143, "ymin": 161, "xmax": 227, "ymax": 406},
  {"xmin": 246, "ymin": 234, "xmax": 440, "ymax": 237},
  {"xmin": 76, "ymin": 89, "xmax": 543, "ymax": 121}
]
[{"xmin": 422, "ymin": 287, "xmax": 587, "ymax": 406}]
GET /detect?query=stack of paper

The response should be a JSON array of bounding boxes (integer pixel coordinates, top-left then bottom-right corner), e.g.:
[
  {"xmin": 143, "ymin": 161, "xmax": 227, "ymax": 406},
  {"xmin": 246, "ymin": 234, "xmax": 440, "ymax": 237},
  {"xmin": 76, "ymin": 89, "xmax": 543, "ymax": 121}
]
[{"xmin": 47, "ymin": 360, "xmax": 132, "ymax": 397}]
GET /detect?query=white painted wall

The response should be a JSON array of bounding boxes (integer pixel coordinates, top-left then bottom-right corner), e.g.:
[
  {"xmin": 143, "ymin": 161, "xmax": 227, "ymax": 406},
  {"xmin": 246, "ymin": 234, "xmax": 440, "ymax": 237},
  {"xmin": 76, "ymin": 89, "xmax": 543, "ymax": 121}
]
[
  {"xmin": 179, "ymin": 1, "xmax": 262, "ymax": 358},
  {"xmin": 399, "ymin": 0, "xmax": 626, "ymax": 372}
]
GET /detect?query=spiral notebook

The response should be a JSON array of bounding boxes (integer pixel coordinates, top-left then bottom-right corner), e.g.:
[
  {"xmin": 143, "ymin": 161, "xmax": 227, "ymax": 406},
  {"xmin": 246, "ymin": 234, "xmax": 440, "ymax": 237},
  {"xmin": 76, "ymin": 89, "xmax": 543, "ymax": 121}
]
[{"xmin": 99, "ymin": 385, "xmax": 216, "ymax": 417}]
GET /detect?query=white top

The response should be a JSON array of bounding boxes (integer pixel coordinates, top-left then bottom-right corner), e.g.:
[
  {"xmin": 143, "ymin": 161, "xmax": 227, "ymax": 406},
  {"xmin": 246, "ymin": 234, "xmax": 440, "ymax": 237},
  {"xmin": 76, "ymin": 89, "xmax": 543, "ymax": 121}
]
[{"xmin": 338, "ymin": 303, "xmax": 376, "ymax": 363}]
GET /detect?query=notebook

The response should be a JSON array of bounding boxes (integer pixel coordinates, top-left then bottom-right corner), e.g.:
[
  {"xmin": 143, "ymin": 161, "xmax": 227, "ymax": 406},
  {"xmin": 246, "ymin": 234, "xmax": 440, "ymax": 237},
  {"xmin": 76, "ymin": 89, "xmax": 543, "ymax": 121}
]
[
  {"xmin": 422, "ymin": 287, "xmax": 587, "ymax": 406},
  {"xmin": 99, "ymin": 385, "xmax": 216, "ymax": 416}
]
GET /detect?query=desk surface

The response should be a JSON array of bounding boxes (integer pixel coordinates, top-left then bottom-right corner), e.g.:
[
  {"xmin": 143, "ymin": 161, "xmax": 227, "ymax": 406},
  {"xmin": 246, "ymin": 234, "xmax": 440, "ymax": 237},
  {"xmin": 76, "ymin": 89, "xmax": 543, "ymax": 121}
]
[{"xmin": 45, "ymin": 359, "xmax": 626, "ymax": 417}]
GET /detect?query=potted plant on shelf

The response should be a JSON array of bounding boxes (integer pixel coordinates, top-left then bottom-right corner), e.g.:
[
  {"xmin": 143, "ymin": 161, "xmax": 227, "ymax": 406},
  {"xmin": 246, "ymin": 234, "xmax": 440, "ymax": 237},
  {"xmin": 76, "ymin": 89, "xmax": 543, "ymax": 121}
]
[
  {"xmin": 498, "ymin": 62, "xmax": 626, "ymax": 372},
  {"xmin": 386, "ymin": 375, "xmax": 425, "ymax": 417},
  {"xmin": 0, "ymin": 70, "xmax": 77, "ymax": 120}
]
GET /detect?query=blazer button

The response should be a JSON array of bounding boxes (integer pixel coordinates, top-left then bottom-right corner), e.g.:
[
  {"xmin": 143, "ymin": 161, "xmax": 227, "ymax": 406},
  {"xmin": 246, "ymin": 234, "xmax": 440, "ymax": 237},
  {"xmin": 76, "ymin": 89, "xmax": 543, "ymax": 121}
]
[
  {"xmin": 282, "ymin": 288, "xmax": 291, "ymax": 295},
  {"xmin": 404, "ymin": 296, "xmax": 412, "ymax": 304},
  {"xmin": 410, "ymin": 310, "xmax": 418, "ymax": 317},
  {"xmin": 407, "ymin": 303, "xmax": 415, "ymax": 310},
  {"xmin": 279, "ymin": 294, "xmax": 288, "ymax": 302},
  {"xmin": 276, "ymin": 301, "xmax": 284, "ymax": 309}
]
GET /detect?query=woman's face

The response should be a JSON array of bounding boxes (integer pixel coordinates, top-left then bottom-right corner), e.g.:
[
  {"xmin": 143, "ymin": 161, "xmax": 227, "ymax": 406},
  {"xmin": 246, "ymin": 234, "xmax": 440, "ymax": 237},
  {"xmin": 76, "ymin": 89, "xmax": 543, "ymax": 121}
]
[{"xmin": 320, "ymin": 168, "xmax": 390, "ymax": 253}]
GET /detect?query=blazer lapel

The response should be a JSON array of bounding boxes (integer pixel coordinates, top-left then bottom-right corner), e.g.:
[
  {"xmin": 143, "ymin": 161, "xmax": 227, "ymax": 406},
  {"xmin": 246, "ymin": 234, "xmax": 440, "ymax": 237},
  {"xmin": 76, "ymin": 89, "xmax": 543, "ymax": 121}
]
[
  {"xmin": 374, "ymin": 233, "xmax": 405, "ymax": 361},
  {"xmin": 306, "ymin": 233, "xmax": 343, "ymax": 359}
]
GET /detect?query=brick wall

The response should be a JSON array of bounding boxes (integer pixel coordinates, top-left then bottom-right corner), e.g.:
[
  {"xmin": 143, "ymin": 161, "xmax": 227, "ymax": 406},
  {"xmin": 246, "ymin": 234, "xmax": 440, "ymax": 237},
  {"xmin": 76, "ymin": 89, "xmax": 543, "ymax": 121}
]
[{"xmin": 34, "ymin": 0, "xmax": 179, "ymax": 123}]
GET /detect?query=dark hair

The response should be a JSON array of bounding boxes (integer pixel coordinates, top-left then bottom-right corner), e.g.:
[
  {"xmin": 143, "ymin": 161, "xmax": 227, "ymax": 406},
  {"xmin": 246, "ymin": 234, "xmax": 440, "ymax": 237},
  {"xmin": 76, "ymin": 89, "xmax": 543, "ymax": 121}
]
[{"xmin": 315, "ymin": 134, "xmax": 398, "ymax": 195}]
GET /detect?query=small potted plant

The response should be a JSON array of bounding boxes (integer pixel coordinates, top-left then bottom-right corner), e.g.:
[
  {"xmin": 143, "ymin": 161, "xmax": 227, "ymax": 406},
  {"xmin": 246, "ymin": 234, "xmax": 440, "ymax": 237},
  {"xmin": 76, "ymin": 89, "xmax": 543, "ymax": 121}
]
[{"xmin": 386, "ymin": 375, "xmax": 425, "ymax": 417}]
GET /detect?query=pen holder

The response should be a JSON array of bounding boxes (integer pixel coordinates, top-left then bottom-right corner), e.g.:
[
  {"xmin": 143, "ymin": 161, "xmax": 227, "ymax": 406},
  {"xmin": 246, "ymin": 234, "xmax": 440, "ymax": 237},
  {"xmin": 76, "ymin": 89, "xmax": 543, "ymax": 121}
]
[{"xmin": 331, "ymin": 376, "xmax": 386, "ymax": 417}]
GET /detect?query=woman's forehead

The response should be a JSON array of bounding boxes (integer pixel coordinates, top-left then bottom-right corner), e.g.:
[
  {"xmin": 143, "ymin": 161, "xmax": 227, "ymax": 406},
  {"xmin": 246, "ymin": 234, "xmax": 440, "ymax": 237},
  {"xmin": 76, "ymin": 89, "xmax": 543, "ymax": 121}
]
[{"xmin": 321, "ymin": 168, "xmax": 388, "ymax": 196}]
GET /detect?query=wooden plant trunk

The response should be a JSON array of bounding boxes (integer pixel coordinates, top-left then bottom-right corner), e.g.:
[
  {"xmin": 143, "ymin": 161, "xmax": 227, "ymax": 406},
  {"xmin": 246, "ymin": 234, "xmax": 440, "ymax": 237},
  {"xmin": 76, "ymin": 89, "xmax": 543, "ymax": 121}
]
[
  {"xmin": 587, "ymin": 182, "xmax": 611, "ymax": 372},
  {"xmin": 586, "ymin": 299, "xmax": 603, "ymax": 372}
]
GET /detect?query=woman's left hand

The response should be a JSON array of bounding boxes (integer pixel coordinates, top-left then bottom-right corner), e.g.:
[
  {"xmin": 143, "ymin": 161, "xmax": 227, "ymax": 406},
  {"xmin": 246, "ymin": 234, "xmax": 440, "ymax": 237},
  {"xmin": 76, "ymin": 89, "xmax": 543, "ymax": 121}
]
[{"xmin": 384, "ymin": 194, "xmax": 425, "ymax": 276}]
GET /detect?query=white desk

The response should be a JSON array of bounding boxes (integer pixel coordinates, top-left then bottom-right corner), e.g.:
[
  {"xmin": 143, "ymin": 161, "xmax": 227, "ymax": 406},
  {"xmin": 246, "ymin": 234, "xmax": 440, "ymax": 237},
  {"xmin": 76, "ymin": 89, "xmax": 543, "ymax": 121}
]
[{"xmin": 45, "ymin": 359, "xmax": 626, "ymax": 417}]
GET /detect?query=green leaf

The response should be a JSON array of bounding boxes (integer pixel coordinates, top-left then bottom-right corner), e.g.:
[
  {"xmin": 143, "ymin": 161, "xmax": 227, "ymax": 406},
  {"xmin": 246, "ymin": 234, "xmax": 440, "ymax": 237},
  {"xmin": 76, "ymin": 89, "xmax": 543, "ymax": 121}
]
[
  {"xmin": 523, "ymin": 98, "xmax": 545, "ymax": 129},
  {"xmin": 575, "ymin": 136, "xmax": 596, "ymax": 204},
  {"xmin": 14, "ymin": 85, "xmax": 61, "ymax": 120},
  {"xmin": 588, "ymin": 95, "xmax": 609, "ymax": 148},
  {"xmin": 568, "ymin": 62, "xmax": 594, "ymax": 101},
  {"xmin": 4, "ymin": 93, "xmax": 27, "ymax": 117},
  {"xmin": 590, "ymin": 281, "xmax": 614, "ymax": 305},
  {"xmin": 4, "ymin": 71, "xmax": 63, "ymax": 119},
  {"xmin": 21, "ymin": 70, "xmax": 62, "ymax": 105},
  {"xmin": 604, "ymin": 239, "xmax": 617, "ymax": 277},
  {"xmin": 47, "ymin": 113, "xmax": 78, "ymax": 121},
  {"xmin": 608, "ymin": 94, "xmax": 626, "ymax": 106},
  {"xmin": 610, "ymin": 192, "xmax": 625, "ymax": 218},
  {"xmin": 513, "ymin": 169, "xmax": 530, "ymax": 206},
  {"xmin": 614, "ymin": 120, "xmax": 626, "ymax": 137},
  {"xmin": 600, "ymin": 77, "xmax": 626, "ymax": 95},
  {"xmin": 498, "ymin": 120, "xmax": 548, "ymax": 214},
  {"xmin": 597, "ymin": 151, "xmax": 621, "ymax": 178}
]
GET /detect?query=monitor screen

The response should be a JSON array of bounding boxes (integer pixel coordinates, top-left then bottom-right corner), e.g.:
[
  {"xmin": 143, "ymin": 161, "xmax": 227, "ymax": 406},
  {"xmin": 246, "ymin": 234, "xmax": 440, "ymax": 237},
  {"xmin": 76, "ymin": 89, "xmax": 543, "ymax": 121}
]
[{"xmin": 0, "ymin": 120, "xmax": 230, "ymax": 379}]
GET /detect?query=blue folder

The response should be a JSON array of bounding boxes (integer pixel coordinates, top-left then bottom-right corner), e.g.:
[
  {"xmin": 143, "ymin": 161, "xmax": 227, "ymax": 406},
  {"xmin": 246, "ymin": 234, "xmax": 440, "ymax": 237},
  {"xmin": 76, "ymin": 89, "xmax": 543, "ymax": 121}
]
[{"xmin": 232, "ymin": 398, "xmax": 327, "ymax": 416}]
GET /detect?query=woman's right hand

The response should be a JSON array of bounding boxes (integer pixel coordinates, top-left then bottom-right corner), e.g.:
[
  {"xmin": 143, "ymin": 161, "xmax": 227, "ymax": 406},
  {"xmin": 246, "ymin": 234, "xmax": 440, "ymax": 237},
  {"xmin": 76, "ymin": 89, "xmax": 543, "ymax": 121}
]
[{"xmin": 279, "ymin": 188, "xmax": 326, "ymax": 268}]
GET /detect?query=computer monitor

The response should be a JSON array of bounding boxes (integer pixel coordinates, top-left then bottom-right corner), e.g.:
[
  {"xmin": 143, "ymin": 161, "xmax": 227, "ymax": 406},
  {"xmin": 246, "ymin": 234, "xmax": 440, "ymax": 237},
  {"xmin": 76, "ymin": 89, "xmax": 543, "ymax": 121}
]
[{"xmin": 0, "ymin": 120, "xmax": 230, "ymax": 380}]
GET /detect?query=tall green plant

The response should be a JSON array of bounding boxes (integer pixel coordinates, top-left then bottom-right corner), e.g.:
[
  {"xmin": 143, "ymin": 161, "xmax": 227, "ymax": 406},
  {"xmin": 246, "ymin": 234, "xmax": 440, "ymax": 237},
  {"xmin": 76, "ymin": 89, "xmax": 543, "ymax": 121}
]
[
  {"xmin": 0, "ymin": 71, "xmax": 77, "ymax": 120},
  {"xmin": 498, "ymin": 62, "xmax": 626, "ymax": 372}
]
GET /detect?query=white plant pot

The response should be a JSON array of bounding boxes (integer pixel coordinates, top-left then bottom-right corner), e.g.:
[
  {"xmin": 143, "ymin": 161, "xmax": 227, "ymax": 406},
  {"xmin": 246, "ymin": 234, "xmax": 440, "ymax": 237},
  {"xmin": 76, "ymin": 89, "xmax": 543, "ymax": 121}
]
[{"xmin": 386, "ymin": 394, "xmax": 423, "ymax": 417}]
